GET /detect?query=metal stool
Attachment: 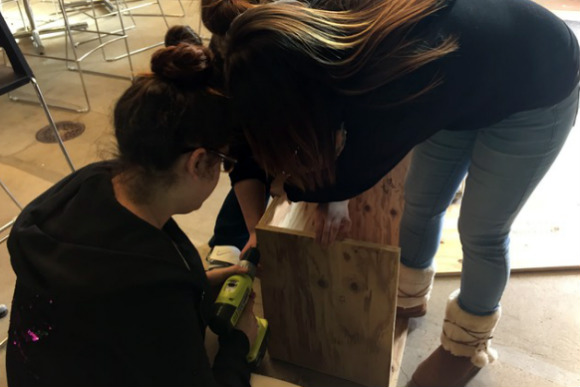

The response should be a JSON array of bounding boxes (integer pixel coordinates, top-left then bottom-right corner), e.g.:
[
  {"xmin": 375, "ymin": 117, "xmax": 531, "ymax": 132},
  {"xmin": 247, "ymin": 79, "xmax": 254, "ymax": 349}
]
[
  {"xmin": 95, "ymin": 0, "xmax": 170, "ymax": 61},
  {"xmin": 5, "ymin": 0, "xmax": 135, "ymax": 112},
  {"xmin": 1, "ymin": 11, "xmax": 75, "ymax": 170},
  {"xmin": 0, "ymin": 166, "xmax": 24, "ymax": 352},
  {"xmin": 0, "ymin": 177, "xmax": 23, "ymax": 244}
]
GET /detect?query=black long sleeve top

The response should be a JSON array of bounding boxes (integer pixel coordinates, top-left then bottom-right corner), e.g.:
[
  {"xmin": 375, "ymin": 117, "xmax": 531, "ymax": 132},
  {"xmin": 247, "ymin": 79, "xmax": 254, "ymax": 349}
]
[
  {"xmin": 6, "ymin": 162, "xmax": 251, "ymax": 387},
  {"xmin": 230, "ymin": 0, "xmax": 580, "ymax": 203}
]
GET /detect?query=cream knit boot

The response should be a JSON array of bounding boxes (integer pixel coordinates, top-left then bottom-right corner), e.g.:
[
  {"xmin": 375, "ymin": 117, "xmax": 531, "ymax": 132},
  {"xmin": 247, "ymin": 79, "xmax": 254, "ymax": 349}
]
[
  {"xmin": 409, "ymin": 289, "xmax": 501, "ymax": 387},
  {"xmin": 397, "ymin": 263, "xmax": 435, "ymax": 318}
]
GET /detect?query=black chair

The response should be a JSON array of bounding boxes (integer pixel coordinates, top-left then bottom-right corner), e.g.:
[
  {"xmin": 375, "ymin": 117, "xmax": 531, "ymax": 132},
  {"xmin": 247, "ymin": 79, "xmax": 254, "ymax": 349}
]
[{"xmin": 1, "ymin": 11, "xmax": 75, "ymax": 172}]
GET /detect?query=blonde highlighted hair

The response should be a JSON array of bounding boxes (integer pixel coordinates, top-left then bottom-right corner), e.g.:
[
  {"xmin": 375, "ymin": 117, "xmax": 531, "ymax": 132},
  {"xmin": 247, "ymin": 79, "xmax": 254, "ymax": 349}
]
[
  {"xmin": 203, "ymin": 0, "xmax": 457, "ymax": 190},
  {"xmin": 226, "ymin": 0, "xmax": 457, "ymax": 94}
]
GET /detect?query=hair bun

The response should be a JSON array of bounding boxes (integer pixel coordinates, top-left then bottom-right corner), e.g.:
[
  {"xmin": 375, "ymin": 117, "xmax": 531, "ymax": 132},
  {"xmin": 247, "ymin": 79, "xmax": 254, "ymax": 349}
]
[
  {"xmin": 202, "ymin": 0, "xmax": 256, "ymax": 35},
  {"xmin": 150, "ymin": 43, "xmax": 213, "ymax": 84},
  {"xmin": 164, "ymin": 25, "xmax": 203, "ymax": 47}
]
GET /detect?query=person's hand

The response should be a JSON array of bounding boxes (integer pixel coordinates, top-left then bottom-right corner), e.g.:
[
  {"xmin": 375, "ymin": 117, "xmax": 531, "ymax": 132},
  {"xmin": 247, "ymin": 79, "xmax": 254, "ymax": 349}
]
[
  {"xmin": 270, "ymin": 174, "xmax": 287, "ymax": 197},
  {"xmin": 205, "ymin": 265, "xmax": 248, "ymax": 287},
  {"xmin": 240, "ymin": 231, "xmax": 257, "ymax": 257},
  {"xmin": 315, "ymin": 200, "xmax": 351, "ymax": 247},
  {"xmin": 234, "ymin": 294, "xmax": 258, "ymax": 345},
  {"xmin": 240, "ymin": 232, "xmax": 264, "ymax": 277}
]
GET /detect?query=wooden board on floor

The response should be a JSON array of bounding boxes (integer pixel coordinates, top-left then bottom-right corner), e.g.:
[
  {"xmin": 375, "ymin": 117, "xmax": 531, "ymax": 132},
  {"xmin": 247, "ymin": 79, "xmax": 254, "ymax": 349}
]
[
  {"xmin": 435, "ymin": 191, "xmax": 580, "ymax": 276},
  {"xmin": 435, "ymin": 230, "xmax": 580, "ymax": 276}
]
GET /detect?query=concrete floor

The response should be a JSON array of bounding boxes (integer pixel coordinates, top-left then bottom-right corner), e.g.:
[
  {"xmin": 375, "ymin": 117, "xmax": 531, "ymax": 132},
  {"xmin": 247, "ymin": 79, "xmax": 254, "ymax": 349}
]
[{"xmin": 1, "ymin": 1, "xmax": 580, "ymax": 386}]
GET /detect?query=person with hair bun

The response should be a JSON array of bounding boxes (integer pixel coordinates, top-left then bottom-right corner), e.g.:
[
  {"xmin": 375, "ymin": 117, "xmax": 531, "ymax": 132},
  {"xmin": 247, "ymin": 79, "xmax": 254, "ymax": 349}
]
[
  {"xmin": 201, "ymin": 0, "xmax": 579, "ymax": 386},
  {"xmin": 5, "ymin": 43, "xmax": 255, "ymax": 387}
]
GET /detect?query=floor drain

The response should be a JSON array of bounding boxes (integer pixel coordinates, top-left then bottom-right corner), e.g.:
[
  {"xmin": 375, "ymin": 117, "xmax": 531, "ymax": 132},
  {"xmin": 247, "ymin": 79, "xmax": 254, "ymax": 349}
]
[{"xmin": 36, "ymin": 121, "xmax": 86, "ymax": 144}]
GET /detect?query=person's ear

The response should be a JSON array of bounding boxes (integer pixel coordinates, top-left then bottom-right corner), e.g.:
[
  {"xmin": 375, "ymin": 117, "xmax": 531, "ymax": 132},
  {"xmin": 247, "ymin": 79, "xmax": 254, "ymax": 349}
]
[{"xmin": 185, "ymin": 148, "xmax": 207, "ymax": 180}]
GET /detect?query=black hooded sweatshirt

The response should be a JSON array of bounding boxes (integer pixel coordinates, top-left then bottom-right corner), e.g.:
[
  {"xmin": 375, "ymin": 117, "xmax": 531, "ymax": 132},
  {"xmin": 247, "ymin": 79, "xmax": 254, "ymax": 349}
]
[{"xmin": 6, "ymin": 162, "xmax": 251, "ymax": 387}]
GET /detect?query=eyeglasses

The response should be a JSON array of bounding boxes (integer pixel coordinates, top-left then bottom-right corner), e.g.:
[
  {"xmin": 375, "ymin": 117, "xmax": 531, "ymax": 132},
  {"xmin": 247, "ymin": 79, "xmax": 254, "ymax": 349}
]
[
  {"xmin": 210, "ymin": 149, "xmax": 238, "ymax": 173},
  {"xmin": 182, "ymin": 147, "xmax": 238, "ymax": 173}
]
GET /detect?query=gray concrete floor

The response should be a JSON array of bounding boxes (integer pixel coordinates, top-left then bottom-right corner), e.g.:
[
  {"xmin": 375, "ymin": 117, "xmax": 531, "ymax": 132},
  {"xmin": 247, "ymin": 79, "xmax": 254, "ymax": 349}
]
[{"xmin": 1, "ymin": 1, "xmax": 580, "ymax": 386}]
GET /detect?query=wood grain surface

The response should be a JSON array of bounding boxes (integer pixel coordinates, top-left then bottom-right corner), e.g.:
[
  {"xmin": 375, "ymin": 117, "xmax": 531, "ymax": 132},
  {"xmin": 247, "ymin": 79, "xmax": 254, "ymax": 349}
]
[
  {"xmin": 256, "ymin": 229, "xmax": 399, "ymax": 387},
  {"xmin": 256, "ymin": 156, "xmax": 411, "ymax": 386}
]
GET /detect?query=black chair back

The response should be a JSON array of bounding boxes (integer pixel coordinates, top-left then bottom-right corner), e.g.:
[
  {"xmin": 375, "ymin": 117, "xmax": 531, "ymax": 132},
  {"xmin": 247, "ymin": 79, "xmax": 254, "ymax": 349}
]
[{"xmin": 0, "ymin": 11, "xmax": 35, "ymax": 94}]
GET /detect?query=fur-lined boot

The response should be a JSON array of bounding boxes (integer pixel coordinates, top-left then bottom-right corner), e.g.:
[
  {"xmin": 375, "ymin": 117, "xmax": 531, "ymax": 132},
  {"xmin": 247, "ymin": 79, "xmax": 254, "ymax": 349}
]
[
  {"xmin": 409, "ymin": 289, "xmax": 501, "ymax": 387},
  {"xmin": 397, "ymin": 263, "xmax": 435, "ymax": 318}
]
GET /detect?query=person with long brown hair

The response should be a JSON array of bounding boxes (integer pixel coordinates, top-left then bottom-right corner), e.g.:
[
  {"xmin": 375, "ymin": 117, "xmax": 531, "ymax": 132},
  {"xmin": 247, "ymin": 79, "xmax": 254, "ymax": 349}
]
[
  {"xmin": 6, "ymin": 42, "xmax": 256, "ymax": 387},
  {"xmin": 201, "ymin": 0, "xmax": 580, "ymax": 386}
]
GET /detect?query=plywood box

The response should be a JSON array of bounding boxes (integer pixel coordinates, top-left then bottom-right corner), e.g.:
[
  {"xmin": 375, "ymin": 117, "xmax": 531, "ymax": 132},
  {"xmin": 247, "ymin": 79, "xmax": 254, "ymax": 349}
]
[{"xmin": 256, "ymin": 156, "xmax": 410, "ymax": 387}]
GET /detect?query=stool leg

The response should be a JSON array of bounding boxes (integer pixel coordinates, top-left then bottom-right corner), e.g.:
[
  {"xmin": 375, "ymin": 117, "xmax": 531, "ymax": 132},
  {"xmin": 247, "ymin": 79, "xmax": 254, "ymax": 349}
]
[{"xmin": 30, "ymin": 77, "xmax": 76, "ymax": 172}]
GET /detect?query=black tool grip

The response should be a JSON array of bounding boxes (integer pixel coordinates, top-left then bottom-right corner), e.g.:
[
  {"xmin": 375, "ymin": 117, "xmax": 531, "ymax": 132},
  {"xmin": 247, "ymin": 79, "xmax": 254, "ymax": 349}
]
[{"xmin": 241, "ymin": 247, "xmax": 260, "ymax": 266}]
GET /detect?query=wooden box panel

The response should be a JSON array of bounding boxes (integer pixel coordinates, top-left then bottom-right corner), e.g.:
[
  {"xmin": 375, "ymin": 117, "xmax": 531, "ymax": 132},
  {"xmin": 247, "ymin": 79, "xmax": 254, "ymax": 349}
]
[
  {"xmin": 256, "ymin": 225, "xmax": 399, "ymax": 387},
  {"xmin": 256, "ymin": 155, "xmax": 410, "ymax": 386}
]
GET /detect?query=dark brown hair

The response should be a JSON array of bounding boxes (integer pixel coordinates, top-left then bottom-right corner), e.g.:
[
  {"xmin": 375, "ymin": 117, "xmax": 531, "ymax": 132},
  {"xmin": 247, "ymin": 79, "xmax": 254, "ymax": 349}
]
[
  {"xmin": 164, "ymin": 25, "xmax": 203, "ymax": 47},
  {"xmin": 113, "ymin": 43, "xmax": 233, "ymax": 188},
  {"xmin": 201, "ymin": 0, "xmax": 262, "ymax": 36}
]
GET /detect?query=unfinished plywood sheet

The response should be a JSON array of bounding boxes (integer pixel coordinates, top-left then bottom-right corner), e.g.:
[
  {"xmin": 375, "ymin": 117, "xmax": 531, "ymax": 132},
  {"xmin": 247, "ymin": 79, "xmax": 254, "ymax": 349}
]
[
  {"xmin": 261, "ymin": 153, "xmax": 411, "ymax": 246},
  {"xmin": 256, "ymin": 225, "xmax": 399, "ymax": 387},
  {"xmin": 436, "ymin": 146, "xmax": 580, "ymax": 276},
  {"xmin": 256, "ymin": 156, "xmax": 411, "ymax": 386},
  {"xmin": 435, "ymin": 210, "xmax": 580, "ymax": 276},
  {"xmin": 348, "ymin": 154, "xmax": 410, "ymax": 246}
]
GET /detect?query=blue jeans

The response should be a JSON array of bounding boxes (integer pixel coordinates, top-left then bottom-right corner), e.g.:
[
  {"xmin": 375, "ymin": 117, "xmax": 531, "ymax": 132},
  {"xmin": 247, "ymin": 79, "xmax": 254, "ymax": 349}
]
[{"xmin": 399, "ymin": 85, "xmax": 579, "ymax": 316}]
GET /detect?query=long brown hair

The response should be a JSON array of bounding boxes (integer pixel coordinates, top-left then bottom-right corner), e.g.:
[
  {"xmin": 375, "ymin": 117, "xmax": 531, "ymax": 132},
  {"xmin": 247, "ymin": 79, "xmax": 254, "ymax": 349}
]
[{"xmin": 208, "ymin": 0, "xmax": 457, "ymax": 191}]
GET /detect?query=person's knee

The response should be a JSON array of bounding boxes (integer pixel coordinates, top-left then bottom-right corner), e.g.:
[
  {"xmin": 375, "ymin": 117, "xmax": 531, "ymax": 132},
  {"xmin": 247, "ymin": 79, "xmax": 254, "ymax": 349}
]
[
  {"xmin": 458, "ymin": 217, "xmax": 509, "ymax": 258},
  {"xmin": 403, "ymin": 198, "xmax": 448, "ymax": 223}
]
